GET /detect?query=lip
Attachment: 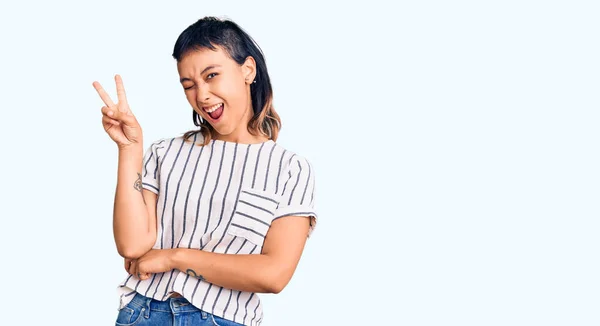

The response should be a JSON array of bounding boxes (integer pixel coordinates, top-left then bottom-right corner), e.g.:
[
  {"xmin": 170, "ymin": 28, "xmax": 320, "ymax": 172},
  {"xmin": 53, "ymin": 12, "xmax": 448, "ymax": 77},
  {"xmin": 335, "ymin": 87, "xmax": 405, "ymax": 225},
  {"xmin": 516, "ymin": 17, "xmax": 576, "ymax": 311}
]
[
  {"xmin": 202, "ymin": 102, "xmax": 223, "ymax": 112},
  {"xmin": 202, "ymin": 103, "xmax": 224, "ymax": 122}
]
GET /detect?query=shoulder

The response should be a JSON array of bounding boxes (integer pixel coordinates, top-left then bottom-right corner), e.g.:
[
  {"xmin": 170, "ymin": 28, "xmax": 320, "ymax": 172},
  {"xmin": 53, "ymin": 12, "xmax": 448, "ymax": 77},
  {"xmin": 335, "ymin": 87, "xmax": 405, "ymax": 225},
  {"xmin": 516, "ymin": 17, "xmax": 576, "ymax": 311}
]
[
  {"xmin": 271, "ymin": 142, "xmax": 314, "ymax": 175},
  {"xmin": 147, "ymin": 132, "xmax": 205, "ymax": 153}
]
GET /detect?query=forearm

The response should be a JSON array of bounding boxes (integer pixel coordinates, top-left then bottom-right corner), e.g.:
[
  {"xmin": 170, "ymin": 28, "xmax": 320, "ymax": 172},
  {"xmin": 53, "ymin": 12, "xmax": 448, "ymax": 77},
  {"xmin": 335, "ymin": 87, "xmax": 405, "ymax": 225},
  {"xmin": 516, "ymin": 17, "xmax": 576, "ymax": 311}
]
[
  {"xmin": 114, "ymin": 145, "xmax": 153, "ymax": 258},
  {"xmin": 171, "ymin": 249, "xmax": 286, "ymax": 294}
]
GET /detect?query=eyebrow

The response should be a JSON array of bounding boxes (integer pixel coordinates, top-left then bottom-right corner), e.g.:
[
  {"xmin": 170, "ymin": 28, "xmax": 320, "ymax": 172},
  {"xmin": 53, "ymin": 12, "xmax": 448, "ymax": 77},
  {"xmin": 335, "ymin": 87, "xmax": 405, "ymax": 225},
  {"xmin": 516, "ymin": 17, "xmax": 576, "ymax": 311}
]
[{"xmin": 180, "ymin": 64, "xmax": 221, "ymax": 83}]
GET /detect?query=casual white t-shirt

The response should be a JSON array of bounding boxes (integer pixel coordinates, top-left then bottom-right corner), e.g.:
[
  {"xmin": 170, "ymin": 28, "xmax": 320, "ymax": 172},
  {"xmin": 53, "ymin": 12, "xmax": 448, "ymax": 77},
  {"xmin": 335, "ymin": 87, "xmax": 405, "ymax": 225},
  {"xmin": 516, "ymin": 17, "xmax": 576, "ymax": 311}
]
[{"xmin": 116, "ymin": 133, "xmax": 318, "ymax": 326}]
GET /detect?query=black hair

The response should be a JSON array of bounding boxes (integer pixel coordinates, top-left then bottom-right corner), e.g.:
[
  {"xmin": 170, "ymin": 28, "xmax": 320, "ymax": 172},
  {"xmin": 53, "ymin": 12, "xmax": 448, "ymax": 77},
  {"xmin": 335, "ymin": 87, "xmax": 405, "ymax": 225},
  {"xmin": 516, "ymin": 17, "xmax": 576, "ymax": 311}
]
[{"xmin": 173, "ymin": 16, "xmax": 280, "ymax": 144}]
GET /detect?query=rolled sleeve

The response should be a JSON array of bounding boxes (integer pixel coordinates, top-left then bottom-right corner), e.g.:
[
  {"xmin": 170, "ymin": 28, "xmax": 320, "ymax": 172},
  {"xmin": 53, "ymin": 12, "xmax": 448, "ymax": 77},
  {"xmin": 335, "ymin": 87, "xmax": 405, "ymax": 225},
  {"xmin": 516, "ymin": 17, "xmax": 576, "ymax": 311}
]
[
  {"xmin": 141, "ymin": 140, "xmax": 163, "ymax": 195},
  {"xmin": 273, "ymin": 156, "xmax": 318, "ymax": 237}
]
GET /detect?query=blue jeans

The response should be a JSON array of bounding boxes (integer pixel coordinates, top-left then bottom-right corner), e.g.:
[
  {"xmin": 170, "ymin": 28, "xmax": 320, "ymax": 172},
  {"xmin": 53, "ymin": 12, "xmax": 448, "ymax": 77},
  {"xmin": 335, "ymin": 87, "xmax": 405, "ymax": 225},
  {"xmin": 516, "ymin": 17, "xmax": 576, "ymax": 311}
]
[{"xmin": 116, "ymin": 293, "xmax": 244, "ymax": 326}]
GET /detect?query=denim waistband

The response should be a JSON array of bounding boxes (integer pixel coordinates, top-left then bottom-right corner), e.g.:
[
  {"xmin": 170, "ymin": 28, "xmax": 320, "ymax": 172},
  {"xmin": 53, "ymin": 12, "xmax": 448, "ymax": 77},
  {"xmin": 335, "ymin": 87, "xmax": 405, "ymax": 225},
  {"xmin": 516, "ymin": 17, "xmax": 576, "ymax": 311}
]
[{"xmin": 128, "ymin": 292, "xmax": 201, "ymax": 313}]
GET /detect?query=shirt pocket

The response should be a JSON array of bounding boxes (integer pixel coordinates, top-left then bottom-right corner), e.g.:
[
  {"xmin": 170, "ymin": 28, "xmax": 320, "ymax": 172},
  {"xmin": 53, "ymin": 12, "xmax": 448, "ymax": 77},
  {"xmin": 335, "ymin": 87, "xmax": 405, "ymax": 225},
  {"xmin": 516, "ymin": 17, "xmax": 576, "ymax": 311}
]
[{"xmin": 227, "ymin": 187, "xmax": 279, "ymax": 247}]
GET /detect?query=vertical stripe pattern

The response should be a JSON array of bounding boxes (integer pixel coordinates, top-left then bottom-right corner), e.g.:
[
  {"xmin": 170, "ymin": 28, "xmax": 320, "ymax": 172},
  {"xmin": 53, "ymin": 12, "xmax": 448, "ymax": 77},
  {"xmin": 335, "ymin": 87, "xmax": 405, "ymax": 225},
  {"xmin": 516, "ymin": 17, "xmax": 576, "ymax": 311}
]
[{"xmin": 117, "ymin": 136, "xmax": 318, "ymax": 326}]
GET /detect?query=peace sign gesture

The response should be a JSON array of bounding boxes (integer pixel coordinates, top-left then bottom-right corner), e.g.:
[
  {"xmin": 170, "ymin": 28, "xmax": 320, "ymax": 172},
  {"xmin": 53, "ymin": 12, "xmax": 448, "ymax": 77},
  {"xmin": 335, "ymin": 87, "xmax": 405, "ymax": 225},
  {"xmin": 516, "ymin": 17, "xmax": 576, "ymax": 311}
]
[{"xmin": 93, "ymin": 74, "xmax": 143, "ymax": 149}]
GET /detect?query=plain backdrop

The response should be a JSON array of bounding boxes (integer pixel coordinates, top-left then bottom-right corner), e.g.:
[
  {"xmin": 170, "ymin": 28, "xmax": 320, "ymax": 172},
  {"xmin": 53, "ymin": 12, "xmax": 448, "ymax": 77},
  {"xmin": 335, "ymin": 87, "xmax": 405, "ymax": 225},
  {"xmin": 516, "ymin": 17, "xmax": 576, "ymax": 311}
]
[{"xmin": 0, "ymin": 1, "xmax": 598, "ymax": 325}]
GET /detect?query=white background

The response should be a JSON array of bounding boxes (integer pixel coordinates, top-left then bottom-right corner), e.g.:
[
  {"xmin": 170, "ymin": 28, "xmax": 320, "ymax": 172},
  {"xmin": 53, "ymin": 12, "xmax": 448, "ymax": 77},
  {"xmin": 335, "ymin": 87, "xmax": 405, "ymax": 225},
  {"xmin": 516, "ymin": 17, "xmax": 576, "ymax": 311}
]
[{"xmin": 0, "ymin": 1, "xmax": 598, "ymax": 325}]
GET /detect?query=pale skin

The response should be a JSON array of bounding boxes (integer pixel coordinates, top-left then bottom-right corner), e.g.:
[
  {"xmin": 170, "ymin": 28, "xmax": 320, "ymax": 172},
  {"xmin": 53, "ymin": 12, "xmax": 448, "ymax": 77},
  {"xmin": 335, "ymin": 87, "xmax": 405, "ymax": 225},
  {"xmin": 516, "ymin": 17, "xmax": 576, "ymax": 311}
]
[{"xmin": 94, "ymin": 46, "xmax": 311, "ymax": 294}]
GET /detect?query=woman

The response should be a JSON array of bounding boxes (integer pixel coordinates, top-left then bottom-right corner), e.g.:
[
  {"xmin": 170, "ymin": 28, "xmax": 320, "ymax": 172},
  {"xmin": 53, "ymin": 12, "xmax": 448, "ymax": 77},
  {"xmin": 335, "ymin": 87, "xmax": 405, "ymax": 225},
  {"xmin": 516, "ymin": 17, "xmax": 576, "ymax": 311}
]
[{"xmin": 93, "ymin": 16, "xmax": 318, "ymax": 326}]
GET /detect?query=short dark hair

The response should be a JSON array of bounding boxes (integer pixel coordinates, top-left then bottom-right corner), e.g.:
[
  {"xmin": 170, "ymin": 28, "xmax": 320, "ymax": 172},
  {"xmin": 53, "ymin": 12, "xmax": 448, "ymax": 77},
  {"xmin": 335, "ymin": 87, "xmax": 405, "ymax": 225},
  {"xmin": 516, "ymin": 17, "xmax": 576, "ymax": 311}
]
[{"xmin": 173, "ymin": 16, "xmax": 281, "ymax": 144}]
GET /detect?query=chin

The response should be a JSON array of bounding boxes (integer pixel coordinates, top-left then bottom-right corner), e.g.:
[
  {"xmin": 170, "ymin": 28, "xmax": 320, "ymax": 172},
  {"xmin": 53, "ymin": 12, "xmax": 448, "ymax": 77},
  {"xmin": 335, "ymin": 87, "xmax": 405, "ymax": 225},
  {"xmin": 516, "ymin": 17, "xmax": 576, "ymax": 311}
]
[{"xmin": 212, "ymin": 125, "xmax": 233, "ymax": 137}]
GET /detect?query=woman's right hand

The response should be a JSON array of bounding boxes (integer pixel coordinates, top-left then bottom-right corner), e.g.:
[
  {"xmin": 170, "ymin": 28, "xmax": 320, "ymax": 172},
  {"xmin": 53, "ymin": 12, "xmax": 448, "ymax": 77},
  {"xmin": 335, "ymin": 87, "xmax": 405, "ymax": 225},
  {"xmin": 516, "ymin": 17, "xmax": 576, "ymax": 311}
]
[
  {"xmin": 125, "ymin": 258, "xmax": 151, "ymax": 280},
  {"xmin": 93, "ymin": 74, "xmax": 143, "ymax": 149}
]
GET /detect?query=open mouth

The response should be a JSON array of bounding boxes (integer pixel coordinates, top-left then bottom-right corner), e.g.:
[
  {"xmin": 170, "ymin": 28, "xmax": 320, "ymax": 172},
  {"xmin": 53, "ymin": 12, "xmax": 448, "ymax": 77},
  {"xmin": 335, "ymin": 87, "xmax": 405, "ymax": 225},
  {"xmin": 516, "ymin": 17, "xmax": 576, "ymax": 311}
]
[{"xmin": 203, "ymin": 103, "xmax": 224, "ymax": 121}]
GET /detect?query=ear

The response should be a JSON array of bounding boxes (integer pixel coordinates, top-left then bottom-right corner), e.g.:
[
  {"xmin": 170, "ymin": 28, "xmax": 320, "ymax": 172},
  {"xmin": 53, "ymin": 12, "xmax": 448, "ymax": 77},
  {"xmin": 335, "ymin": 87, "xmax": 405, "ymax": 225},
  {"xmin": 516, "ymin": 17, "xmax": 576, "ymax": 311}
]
[{"xmin": 242, "ymin": 56, "xmax": 257, "ymax": 84}]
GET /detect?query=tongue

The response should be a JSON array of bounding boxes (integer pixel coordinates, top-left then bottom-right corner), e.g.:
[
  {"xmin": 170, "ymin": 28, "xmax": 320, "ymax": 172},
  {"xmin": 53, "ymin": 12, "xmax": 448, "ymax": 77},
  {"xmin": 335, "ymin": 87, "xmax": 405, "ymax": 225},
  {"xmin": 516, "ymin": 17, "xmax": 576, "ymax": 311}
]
[{"xmin": 209, "ymin": 105, "xmax": 224, "ymax": 120}]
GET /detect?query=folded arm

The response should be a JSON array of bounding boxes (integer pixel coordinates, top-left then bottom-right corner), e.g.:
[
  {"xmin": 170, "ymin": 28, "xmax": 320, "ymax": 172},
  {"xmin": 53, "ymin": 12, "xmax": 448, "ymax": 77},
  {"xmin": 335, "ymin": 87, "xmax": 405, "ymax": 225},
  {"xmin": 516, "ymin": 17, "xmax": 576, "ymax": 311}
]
[
  {"xmin": 171, "ymin": 215, "xmax": 311, "ymax": 294},
  {"xmin": 126, "ymin": 154, "xmax": 317, "ymax": 292}
]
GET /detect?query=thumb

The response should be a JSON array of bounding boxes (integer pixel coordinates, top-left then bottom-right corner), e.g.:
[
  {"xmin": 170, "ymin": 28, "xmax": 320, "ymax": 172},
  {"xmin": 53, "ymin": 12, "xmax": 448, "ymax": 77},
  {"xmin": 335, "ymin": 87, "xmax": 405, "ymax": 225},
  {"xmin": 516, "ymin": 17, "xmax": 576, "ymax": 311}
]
[{"xmin": 113, "ymin": 109, "xmax": 137, "ymax": 126}]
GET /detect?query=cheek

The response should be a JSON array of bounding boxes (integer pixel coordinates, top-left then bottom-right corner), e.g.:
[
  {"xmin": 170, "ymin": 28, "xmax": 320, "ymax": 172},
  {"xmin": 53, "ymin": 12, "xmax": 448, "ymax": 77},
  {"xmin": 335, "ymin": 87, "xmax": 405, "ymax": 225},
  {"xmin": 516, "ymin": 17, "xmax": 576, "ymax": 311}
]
[
  {"xmin": 212, "ymin": 81, "xmax": 231, "ymax": 99},
  {"xmin": 215, "ymin": 79, "xmax": 245, "ymax": 103}
]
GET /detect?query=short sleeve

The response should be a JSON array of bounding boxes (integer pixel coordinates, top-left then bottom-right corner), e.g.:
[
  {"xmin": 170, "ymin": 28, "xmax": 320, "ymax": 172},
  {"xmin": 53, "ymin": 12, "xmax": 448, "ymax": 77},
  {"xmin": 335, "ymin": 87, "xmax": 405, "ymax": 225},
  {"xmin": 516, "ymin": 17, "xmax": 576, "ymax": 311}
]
[
  {"xmin": 141, "ymin": 140, "xmax": 162, "ymax": 195},
  {"xmin": 273, "ymin": 156, "xmax": 318, "ymax": 237}
]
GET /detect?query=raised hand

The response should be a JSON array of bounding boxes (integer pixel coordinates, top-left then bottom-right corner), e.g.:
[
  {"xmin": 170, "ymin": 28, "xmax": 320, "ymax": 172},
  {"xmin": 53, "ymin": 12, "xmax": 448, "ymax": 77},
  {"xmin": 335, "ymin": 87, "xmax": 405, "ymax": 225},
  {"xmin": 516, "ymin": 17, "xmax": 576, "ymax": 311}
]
[{"xmin": 93, "ymin": 75, "xmax": 143, "ymax": 149}]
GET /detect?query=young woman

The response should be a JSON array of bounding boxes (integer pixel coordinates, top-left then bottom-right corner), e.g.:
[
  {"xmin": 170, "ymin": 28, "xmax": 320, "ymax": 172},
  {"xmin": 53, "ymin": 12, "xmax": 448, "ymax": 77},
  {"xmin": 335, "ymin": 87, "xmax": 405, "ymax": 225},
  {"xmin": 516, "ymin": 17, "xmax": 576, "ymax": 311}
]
[{"xmin": 93, "ymin": 16, "xmax": 318, "ymax": 326}]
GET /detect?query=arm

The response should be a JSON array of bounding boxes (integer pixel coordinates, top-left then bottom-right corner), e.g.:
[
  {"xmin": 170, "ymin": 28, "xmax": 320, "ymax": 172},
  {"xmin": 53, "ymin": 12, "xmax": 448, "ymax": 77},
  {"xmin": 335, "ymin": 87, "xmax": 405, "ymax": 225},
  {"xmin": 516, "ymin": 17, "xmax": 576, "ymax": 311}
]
[
  {"xmin": 131, "ymin": 155, "xmax": 317, "ymax": 290},
  {"xmin": 94, "ymin": 75, "xmax": 158, "ymax": 259},
  {"xmin": 168, "ymin": 155, "xmax": 317, "ymax": 293},
  {"xmin": 171, "ymin": 215, "xmax": 311, "ymax": 294},
  {"xmin": 114, "ymin": 145, "xmax": 158, "ymax": 259}
]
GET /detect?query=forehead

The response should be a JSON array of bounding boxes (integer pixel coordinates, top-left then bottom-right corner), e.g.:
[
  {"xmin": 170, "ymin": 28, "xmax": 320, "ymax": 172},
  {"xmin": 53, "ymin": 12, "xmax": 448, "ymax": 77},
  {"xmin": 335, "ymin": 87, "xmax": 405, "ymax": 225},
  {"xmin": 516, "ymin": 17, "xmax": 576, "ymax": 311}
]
[{"xmin": 177, "ymin": 46, "xmax": 232, "ymax": 74}]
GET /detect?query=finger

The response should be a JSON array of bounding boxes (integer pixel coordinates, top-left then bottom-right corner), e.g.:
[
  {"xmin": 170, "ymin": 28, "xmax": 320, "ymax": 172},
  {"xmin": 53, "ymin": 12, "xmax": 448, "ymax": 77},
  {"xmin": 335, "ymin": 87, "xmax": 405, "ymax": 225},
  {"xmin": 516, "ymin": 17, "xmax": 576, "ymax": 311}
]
[
  {"xmin": 124, "ymin": 258, "xmax": 133, "ymax": 273},
  {"xmin": 101, "ymin": 105, "xmax": 119, "ymax": 119},
  {"xmin": 135, "ymin": 260, "xmax": 142, "ymax": 279},
  {"xmin": 102, "ymin": 114, "xmax": 121, "ymax": 127},
  {"xmin": 101, "ymin": 106, "xmax": 121, "ymax": 125},
  {"xmin": 136, "ymin": 264, "xmax": 149, "ymax": 280},
  {"xmin": 115, "ymin": 74, "xmax": 129, "ymax": 109},
  {"xmin": 101, "ymin": 105, "xmax": 134, "ymax": 124},
  {"xmin": 128, "ymin": 260, "xmax": 137, "ymax": 275},
  {"xmin": 92, "ymin": 81, "xmax": 116, "ymax": 108}
]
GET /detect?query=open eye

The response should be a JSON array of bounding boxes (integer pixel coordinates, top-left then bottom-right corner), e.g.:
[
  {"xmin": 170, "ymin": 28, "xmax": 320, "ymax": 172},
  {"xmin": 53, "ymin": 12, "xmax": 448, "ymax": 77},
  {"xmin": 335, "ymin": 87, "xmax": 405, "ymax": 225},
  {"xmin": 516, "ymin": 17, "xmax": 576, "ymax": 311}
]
[{"xmin": 207, "ymin": 73, "xmax": 218, "ymax": 79}]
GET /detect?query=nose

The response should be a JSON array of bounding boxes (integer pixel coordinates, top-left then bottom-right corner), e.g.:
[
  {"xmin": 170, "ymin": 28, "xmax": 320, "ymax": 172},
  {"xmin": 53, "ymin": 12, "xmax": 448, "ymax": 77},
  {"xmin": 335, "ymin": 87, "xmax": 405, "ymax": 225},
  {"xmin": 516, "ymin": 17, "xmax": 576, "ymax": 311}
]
[{"xmin": 196, "ymin": 84, "xmax": 210, "ymax": 103}]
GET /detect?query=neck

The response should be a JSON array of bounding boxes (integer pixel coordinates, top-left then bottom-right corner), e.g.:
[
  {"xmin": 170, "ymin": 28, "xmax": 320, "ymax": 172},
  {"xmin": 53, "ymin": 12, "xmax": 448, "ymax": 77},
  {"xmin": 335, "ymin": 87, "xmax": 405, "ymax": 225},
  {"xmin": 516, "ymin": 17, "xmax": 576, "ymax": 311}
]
[
  {"xmin": 213, "ymin": 126, "xmax": 269, "ymax": 143},
  {"xmin": 214, "ymin": 134, "xmax": 269, "ymax": 144},
  {"xmin": 213, "ymin": 103, "xmax": 269, "ymax": 144}
]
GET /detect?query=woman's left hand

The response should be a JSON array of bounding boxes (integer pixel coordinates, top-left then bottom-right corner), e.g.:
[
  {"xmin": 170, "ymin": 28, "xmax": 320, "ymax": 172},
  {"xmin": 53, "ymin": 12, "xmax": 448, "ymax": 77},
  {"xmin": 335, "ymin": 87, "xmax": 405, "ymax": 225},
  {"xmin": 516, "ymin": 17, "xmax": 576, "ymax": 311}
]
[{"xmin": 127, "ymin": 249, "xmax": 176, "ymax": 280}]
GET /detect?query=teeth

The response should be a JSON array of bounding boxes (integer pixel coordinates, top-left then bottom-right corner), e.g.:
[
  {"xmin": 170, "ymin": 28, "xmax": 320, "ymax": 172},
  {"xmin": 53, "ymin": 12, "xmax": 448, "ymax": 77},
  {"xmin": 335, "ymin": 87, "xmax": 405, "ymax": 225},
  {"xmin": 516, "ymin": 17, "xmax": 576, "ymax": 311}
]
[{"xmin": 204, "ymin": 103, "xmax": 222, "ymax": 113}]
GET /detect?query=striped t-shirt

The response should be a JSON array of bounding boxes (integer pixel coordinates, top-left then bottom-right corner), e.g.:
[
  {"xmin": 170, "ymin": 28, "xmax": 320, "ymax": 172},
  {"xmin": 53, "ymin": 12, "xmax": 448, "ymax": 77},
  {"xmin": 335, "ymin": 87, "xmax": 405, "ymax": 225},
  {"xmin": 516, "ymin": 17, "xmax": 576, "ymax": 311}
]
[{"xmin": 116, "ymin": 133, "xmax": 318, "ymax": 326}]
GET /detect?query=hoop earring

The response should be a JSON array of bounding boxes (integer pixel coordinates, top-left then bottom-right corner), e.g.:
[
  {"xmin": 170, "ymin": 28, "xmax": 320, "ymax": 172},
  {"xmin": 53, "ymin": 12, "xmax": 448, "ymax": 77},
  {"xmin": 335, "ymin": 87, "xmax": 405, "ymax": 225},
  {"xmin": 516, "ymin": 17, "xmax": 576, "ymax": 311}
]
[{"xmin": 193, "ymin": 111, "xmax": 205, "ymax": 127}]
